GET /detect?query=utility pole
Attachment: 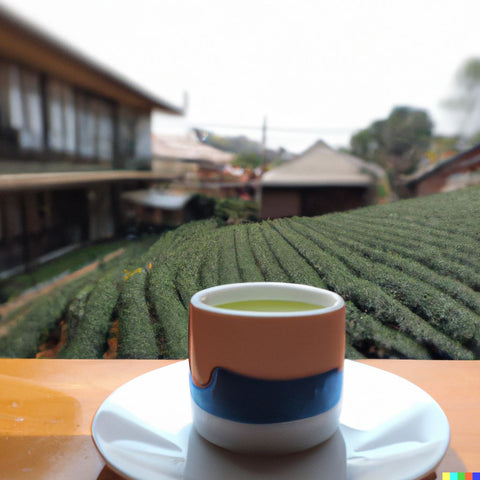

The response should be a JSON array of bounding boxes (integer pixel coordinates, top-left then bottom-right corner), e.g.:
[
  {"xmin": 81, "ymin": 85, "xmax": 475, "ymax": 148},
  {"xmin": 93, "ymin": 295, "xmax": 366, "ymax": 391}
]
[
  {"xmin": 183, "ymin": 91, "xmax": 189, "ymax": 115},
  {"xmin": 262, "ymin": 116, "xmax": 267, "ymax": 163}
]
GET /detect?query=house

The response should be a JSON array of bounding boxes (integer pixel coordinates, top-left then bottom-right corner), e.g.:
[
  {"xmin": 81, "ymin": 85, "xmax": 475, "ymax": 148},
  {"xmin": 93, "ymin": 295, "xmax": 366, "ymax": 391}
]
[
  {"xmin": 119, "ymin": 133, "xmax": 239, "ymax": 226},
  {"xmin": 152, "ymin": 132, "xmax": 235, "ymax": 180},
  {"xmin": 151, "ymin": 132, "xmax": 260, "ymax": 201},
  {"xmin": 125, "ymin": 133, "xmax": 267, "ymax": 230},
  {"xmin": 260, "ymin": 140, "xmax": 384, "ymax": 219},
  {"xmin": 399, "ymin": 143, "xmax": 480, "ymax": 197},
  {"xmin": 0, "ymin": 6, "xmax": 183, "ymax": 275}
]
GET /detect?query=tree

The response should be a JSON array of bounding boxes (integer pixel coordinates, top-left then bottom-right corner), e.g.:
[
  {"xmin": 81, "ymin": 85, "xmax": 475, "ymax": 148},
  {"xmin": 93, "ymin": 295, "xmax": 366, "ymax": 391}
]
[
  {"xmin": 382, "ymin": 107, "xmax": 432, "ymax": 173},
  {"xmin": 350, "ymin": 128, "xmax": 378, "ymax": 161},
  {"xmin": 350, "ymin": 106, "xmax": 433, "ymax": 181},
  {"xmin": 233, "ymin": 152, "xmax": 264, "ymax": 169},
  {"xmin": 442, "ymin": 57, "xmax": 480, "ymax": 143}
]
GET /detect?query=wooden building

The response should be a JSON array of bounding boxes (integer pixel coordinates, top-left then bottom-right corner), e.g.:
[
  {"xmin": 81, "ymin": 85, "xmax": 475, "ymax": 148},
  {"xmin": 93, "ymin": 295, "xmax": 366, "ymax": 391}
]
[
  {"xmin": 260, "ymin": 141, "xmax": 384, "ymax": 219},
  {"xmin": 400, "ymin": 143, "xmax": 480, "ymax": 197},
  {"xmin": 0, "ymin": 6, "xmax": 182, "ymax": 275},
  {"xmin": 151, "ymin": 132, "xmax": 260, "ymax": 201},
  {"xmin": 152, "ymin": 132, "xmax": 235, "ymax": 180}
]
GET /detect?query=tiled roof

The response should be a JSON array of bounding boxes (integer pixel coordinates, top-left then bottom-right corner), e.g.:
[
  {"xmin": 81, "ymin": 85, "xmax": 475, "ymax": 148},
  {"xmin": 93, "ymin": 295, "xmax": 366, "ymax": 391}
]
[
  {"xmin": 152, "ymin": 133, "xmax": 235, "ymax": 165},
  {"xmin": 262, "ymin": 140, "xmax": 384, "ymax": 187},
  {"xmin": 402, "ymin": 142, "xmax": 480, "ymax": 186}
]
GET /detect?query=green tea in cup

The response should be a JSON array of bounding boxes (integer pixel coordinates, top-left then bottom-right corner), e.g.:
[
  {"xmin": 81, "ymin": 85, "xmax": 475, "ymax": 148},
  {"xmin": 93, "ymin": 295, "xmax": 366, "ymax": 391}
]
[{"xmin": 215, "ymin": 299, "xmax": 323, "ymax": 312}]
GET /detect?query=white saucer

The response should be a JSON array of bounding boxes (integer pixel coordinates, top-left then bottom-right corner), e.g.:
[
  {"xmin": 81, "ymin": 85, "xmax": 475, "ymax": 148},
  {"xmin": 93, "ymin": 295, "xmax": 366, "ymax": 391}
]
[{"xmin": 91, "ymin": 360, "xmax": 449, "ymax": 480}]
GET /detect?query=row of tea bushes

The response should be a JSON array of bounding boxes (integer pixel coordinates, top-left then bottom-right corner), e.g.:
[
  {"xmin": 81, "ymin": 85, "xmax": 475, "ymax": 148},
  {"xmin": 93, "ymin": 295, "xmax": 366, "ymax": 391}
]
[
  {"xmin": 291, "ymin": 217, "xmax": 479, "ymax": 349},
  {"xmin": 0, "ymin": 186, "xmax": 478, "ymax": 359},
  {"xmin": 145, "ymin": 220, "xmax": 219, "ymax": 358},
  {"xmin": 140, "ymin": 187, "xmax": 478, "ymax": 360},
  {"xmin": 57, "ymin": 275, "xmax": 120, "ymax": 358},
  {"xmin": 0, "ymin": 274, "xmax": 97, "ymax": 358},
  {"xmin": 0, "ymin": 237, "xmax": 156, "ymax": 358},
  {"xmin": 0, "ymin": 238, "xmax": 131, "ymax": 303}
]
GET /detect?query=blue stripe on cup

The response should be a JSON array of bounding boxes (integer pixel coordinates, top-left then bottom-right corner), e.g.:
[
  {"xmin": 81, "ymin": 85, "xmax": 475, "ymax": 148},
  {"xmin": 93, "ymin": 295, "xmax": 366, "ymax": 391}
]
[{"xmin": 190, "ymin": 367, "xmax": 342, "ymax": 424}]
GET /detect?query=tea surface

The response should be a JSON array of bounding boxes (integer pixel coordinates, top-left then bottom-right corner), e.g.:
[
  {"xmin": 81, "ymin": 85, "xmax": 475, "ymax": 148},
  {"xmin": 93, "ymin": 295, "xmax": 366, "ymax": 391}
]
[{"xmin": 214, "ymin": 299, "xmax": 323, "ymax": 312}]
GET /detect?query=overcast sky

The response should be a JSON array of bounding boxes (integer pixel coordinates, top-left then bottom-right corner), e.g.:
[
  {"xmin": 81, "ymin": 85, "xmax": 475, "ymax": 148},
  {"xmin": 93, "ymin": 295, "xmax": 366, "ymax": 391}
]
[{"xmin": 3, "ymin": 0, "xmax": 480, "ymax": 152}]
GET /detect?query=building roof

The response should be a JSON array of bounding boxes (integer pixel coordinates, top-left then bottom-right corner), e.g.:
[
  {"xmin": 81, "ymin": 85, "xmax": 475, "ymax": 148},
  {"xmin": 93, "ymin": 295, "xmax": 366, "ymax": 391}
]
[
  {"xmin": 0, "ymin": 171, "xmax": 181, "ymax": 192},
  {"xmin": 0, "ymin": 5, "xmax": 182, "ymax": 114},
  {"xmin": 152, "ymin": 132, "xmax": 235, "ymax": 166},
  {"xmin": 402, "ymin": 142, "xmax": 480, "ymax": 187},
  {"xmin": 261, "ymin": 140, "xmax": 384, "ymax": 187},
  {"xmin": 121, "ymin": 189, "xmax": 194, "ymax": 211}
]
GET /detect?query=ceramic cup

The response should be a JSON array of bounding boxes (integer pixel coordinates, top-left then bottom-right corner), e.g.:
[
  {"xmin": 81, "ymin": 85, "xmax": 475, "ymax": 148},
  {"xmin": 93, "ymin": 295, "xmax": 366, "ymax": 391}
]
[{"xmin": 188, "ymin": 282, "xmax": 345, "ymax": 455}]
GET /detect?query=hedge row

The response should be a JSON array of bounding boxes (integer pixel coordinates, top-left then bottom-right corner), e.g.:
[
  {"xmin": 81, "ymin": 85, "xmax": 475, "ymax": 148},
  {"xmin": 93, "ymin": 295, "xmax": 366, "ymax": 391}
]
[
  {"xmin": 0, "ymin": 236, "xmax": 156, "ymax": 358},
  {"xmin": 292, "ymin": 217, "xmax": 479, "ymax": 346},
  {"xmin": 146, "ymin": 220, "xmax": 219, "ymax": 358},
  {"xmin": 57, "ymin": 275, "xmax": 120, "ymax": 358},
  {"xmin": 0, "ymin": 273, "xmax": 97, "ymax": 357}
]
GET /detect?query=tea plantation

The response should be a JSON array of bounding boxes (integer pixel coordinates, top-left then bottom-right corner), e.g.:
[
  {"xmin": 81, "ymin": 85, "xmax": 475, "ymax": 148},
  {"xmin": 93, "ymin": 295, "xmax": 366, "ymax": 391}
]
[{"xmin": 0, "ymin": 186, "xmax": 479, "ymax": 360}]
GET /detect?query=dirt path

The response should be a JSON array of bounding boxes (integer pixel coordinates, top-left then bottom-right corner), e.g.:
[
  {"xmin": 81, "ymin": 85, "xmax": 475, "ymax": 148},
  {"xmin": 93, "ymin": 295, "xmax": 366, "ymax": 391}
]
[{"xmin": 0, "ymin": 248, "xmax": 125, "ymax": 337}]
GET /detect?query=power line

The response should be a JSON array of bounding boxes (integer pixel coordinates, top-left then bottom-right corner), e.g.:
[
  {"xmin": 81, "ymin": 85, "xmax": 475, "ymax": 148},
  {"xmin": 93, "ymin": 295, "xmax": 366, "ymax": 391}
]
[{"xmin": 192, "ymin": 123, "xmax": 359, "ymax": 135}]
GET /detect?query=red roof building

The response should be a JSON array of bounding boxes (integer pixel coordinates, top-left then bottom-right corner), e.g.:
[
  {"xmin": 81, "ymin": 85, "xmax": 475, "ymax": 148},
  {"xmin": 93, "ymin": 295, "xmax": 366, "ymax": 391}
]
[{"xmin": 400, "ymin": 143, "xmax": 480, "ymax": 197}]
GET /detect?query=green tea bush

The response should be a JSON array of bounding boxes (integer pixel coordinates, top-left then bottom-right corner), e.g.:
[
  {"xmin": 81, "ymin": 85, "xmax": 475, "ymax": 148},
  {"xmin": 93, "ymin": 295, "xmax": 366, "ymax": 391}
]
[
  {"xmin": 292, "ymin": 217, "xmax": 480, "ymax": 345},
  {"xmin": 271, "ymin": 219, "xmax": 473, "ymax": 359},
  {"xmin": 316, "ymin": 217, "xmax": 480, "ymax": 314},
  {"xmin": 0, "ymin": 186, "xmax": 478, "ymax": 359},
  {"xmin": 57, "ymin": 275, "xmax": 120, "ymax": 358},
  {"xmin": 0, "ymin": 236, "xmax": 158, "ymax": 358},
  {"xmin": 0, "ymin": 274, "xmax": 97, "ymax": 357},
  {"xmin": 117, "ymin": 270, "xmax": 159, "ymax": 359},
  {"xmin": 261, "ymin": 221, "xmax": 325, "ymax": 288},
  {"xmin": 0, "ymin": 239, "xmax": 129, "ymax": 303},
  {"xmin": 217, "ymin": 228, "xmax": 243, "ymax": 285},
  {"xmin": 232, "ymin": 227, "xmax": 264, "ymax": 283},
  {"xmin": 333, "ymin": 217, "xmax": 480, "ymax": 290},
  {"xmin": 145, "ymin": 221, "xmax": 219, "ymax": 358},
  {"xmin": 214, "ymin": 197, "xmax": 259, "ymax": 225},
  {"xmin": 246, "ymin": 223, "xmax": 289, "ymax": 282}
]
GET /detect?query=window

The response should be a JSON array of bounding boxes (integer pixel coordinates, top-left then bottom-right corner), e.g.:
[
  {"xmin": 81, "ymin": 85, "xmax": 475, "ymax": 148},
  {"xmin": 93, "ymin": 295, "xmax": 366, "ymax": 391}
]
[
  {"xmin": 0, "ymin": 63, "xmax": 44, "ymax": 151},
  {"xmin": 47, "ymin": 79, "xmax": 76, "ymax": 154},
  {"xmin": 76, "ymin": 93, "xmax": 114, "ymax": 161},
  {"xmin": 96, "ymin": 100, "xmax": 114, "ymax": 161},
  {"xmin": 118, "ymin": 106, "xmax": 136, "ymax": 160},
  {"xmin": 135, "ymin": 113, "xmax": 152, "ymax": 160},
  {"xmin": 76, "ymin": 93, "xmax": 96, "ymax": 159}
]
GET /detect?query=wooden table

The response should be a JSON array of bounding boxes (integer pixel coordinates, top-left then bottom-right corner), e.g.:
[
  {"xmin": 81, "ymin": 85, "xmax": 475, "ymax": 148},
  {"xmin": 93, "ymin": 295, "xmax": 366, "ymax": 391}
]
[{"xmin": 0, "ymin": 359, "xmax": 478, "ymax": 479}]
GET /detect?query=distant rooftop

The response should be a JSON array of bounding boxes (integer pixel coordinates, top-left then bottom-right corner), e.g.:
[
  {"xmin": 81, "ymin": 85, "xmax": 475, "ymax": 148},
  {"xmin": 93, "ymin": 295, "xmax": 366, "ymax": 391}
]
[
  {"xmin": 262, "ymin": 140, "xmax": 384, "ymax": 187},
  {"xmin": 152, "ymin": 132, "xmax": 235, "ymax": 165},
  {"xmin": 403, "ymin": 142, "xmax": 480, "ymax": 186}
]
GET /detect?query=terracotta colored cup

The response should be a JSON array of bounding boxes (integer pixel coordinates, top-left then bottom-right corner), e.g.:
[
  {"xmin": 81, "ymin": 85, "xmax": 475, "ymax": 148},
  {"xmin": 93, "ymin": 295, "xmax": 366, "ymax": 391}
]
[{"xmin": 189, "ymin": 282, "xmax": 345, "ymax": 454}]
